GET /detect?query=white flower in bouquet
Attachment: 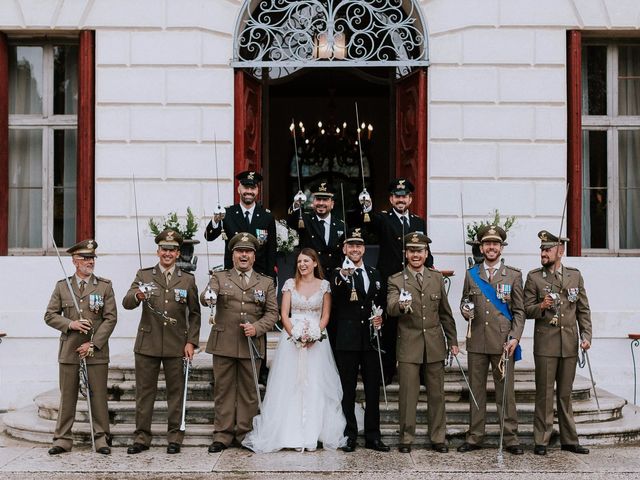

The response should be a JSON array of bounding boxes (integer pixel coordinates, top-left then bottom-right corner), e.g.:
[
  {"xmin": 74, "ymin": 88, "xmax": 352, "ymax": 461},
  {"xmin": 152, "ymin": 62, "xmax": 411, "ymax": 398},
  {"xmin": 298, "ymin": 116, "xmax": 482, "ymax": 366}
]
[
  {"xmin": 289, "ymin": 319, "xmax": 327, "ymax": 348},
  {"xmin": 276, "ymin": 219, "xmax": 299, "ymax": 253}
]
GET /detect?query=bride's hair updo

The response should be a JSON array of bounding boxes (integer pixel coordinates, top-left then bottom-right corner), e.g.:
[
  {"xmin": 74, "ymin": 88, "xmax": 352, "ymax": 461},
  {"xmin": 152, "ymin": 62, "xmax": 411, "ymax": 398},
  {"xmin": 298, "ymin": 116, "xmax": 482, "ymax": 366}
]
[{"xmin": 295, "ymin": 248, "xmax": 324, "ymax": 287}]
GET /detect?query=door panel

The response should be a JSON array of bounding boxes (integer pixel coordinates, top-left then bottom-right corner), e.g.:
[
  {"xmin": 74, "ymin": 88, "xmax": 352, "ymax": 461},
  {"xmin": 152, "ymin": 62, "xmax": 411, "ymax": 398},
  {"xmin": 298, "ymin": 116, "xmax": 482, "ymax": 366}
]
[
  {"xmin": 395, "ymin": 68, "xmax": 427, "ymax": 218},
  {"xmin": 234, "ymin": 70, "xmax": 262, "ymax": 203}
]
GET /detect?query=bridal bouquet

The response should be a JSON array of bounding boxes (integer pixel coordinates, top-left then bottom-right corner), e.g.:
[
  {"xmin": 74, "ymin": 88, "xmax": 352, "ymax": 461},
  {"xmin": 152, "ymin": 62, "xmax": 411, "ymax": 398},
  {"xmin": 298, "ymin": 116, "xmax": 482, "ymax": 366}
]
[{"xmin": 289, "ymin": 319, "xmax": 327, "ymax": 348}]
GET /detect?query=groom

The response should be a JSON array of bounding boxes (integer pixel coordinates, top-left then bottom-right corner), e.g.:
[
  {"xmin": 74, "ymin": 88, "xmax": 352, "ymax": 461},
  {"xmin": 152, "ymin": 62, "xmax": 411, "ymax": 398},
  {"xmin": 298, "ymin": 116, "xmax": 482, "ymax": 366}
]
[{"xmin": 329, "ymin": 227, "xmax": 390, "ymax": 452}]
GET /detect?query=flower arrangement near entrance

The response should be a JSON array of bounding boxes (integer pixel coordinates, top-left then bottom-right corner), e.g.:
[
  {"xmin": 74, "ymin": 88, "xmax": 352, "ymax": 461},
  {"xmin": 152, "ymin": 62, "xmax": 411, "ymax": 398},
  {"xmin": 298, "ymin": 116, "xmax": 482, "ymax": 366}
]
[
  {"xmin": 275, "ymin": 219, "xmax": 299, "ymax": 253},
  {"xmin": 465, "ymin": 209, "xmax": 517, "ymax": 243},
  {"xmin": 148, "ymin": 208, "xmax": 199, "ymax": 239}
]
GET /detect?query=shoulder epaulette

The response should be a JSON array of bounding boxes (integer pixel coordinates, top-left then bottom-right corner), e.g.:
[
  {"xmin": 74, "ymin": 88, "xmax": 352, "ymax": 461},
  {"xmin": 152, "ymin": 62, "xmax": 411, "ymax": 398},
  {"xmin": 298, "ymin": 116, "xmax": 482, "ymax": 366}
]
[
  {"xmin": 505, "ymin": 265, "xmax": 521, "ymax": 272},
  {"xmin": 140, "ymin": 266, "xmax": 154, "ymax": 271},
  {"xmin": 178, "ymin": 269, "xmax": 194, "ymax": 276},
  {"xmin": 95, "ymin": 276, "xmax": 112, "ymax": 283},
  {"xmin": 428, "ymin": 267, "xmax": 441, "ymax": 273},
  {"xmin": 529, "ymin": 267, "xmax": 542, "ymax": 274},
  {"xmin": 389, "ymin": 271, "xmax": 404, "ymax": 281},
  {"xmin": 565, "ymin": 265, "xmax": 579, "ymax": 271}
]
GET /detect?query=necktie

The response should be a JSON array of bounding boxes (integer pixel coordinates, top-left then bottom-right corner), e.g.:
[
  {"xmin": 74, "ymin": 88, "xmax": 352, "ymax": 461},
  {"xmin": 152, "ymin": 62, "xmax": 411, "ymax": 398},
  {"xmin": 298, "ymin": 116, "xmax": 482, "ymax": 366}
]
[
  {"xmin": 165, "ymin": 271, "xmax": 172, "ymax": 284},
  {"xmin": 79, "ymin": 280, "xmax": 86, "ymax": 294},
  {"xmin": 488, "ymin": 267, "xmax": 495, "ymax": 282},
  {"xmin": 416, "ymin": 272, "xmax": 423, "ymax": 288},
  {"xmin": 319, "ymin": 219, "xmax": 327, "ymax": 244},
  {"xmin": 354, "ymin": 268, "xmax": 365, "ymax": 295},
  {"xmin": 244, "ymin": 211, "xmax": 251, "ymax": 229},
  {"xmin": 240, "ymin": 272, "xmax": 247, "ymax": 289},
  {"xmin": 402, "ymin": 215, "xmax": 410, "ymax": 231}
]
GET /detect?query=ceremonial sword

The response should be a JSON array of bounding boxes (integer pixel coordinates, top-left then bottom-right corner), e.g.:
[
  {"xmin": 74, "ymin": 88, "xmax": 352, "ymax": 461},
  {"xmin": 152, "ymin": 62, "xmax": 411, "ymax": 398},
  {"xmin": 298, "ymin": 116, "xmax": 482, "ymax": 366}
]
[{"xmin": 50, "ymin": 232, "xmax": 96, "ymax": 452}]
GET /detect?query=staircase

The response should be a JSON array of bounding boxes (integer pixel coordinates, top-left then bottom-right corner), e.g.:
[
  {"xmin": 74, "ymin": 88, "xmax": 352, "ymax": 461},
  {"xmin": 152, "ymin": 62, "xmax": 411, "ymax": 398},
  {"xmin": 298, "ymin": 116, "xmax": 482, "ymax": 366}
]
[{"xmin": 4, "ymin": 333, "xmax": 640, "ymax": 447}]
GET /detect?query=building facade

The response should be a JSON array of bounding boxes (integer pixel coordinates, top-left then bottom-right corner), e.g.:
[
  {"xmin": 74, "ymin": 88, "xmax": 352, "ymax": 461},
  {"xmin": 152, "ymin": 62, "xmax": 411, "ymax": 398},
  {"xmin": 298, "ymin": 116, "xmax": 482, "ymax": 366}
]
[{"xmin": 1, "ymin": 0, "xmax": 640, "ymax": 410}]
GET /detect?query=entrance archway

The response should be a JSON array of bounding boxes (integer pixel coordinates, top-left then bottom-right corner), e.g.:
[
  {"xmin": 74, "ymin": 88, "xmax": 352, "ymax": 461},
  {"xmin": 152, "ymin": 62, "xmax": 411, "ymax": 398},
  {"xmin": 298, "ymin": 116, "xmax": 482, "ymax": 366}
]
[{"xmin": 231, "ymin": 0, "xmax": 429, "ymax": 218}]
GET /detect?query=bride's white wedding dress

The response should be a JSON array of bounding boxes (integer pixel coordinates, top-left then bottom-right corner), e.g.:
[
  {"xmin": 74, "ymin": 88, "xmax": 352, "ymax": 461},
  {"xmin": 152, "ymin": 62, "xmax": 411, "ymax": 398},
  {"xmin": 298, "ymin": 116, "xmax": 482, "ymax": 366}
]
[{"xmin": 242, "ymin": 278, "xmax": 347, "ymax": 453}]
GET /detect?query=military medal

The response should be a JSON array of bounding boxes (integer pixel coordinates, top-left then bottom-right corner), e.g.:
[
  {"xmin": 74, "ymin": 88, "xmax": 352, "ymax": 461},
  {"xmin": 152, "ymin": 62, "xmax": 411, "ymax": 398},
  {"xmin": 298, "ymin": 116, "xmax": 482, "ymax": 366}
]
[
  {"xmin": 255, "ymin": 229, "xmax": 268, "ymax": 246},
  {"xmin": 89, "ymin": 294, "xmax": 104, "ymax": 313},
  {"xmin": 253, "ymin": 289, "xmax": 266, "ymax": 305},
  {"xmin": 496, "ymin": 284, "xmax": 512, "ymax": 303},
  {"xmin": 567, "ymin": 287, "xmax": 579, "ymax": 303},
  {"xmin": 174, "ymin": 288, "xmax": 187, "ymax": 303}
]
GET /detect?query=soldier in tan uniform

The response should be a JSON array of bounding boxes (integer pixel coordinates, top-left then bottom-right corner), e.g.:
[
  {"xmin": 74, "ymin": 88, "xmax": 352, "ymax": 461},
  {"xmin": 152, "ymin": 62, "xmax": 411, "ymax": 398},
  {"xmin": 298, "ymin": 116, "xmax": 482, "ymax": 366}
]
[
  {"xmin": 457, "ymin": 225, "xmax": 524, "ymax": 455},
  {"xmin": 44, "ymin": 239, "xmax": 117, "ymax": 455},
  {"xmin": 203, "ymin": 233, "xmax": 278, "ymax": 453},
  {"xmin": 524, "ymin": 230, "xmax": 592, "ymax": 456},
  {"xmin": 387, "ymin": 233, "xmax": 458, "ymax": 453},
  {"xmin": 123, "ymin": 229, "xmax": 201, "ymax": 455}
]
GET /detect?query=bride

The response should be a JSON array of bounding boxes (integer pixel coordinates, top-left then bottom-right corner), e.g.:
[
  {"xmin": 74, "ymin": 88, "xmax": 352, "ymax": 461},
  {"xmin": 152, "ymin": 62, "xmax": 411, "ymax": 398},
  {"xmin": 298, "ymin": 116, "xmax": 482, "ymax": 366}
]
[{"xmin": 243, "ymin": 248, "xmax": 347, "ymax": 453}]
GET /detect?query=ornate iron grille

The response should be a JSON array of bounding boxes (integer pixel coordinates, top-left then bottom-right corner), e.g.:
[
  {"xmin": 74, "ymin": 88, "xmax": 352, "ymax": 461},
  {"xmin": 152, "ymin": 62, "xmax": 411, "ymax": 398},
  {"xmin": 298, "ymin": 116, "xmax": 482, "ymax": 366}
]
[{"xmin": 232, "ymin": 0, "xmax": 429, "ymax": 76}]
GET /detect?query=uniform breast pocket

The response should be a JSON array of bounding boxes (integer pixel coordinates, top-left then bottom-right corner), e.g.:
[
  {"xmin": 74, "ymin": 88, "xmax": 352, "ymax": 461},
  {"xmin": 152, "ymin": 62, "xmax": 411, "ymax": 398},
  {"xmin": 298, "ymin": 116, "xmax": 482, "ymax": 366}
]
[
  {"xmin": 62, "ymin": 302, "xmax": 75, "ymax": 316},
  {"xmin": 219, "ymin": 291, "xmax": 232, "ymax": 309},
  {"xmin": 430, "ymin": 293, "xmax": 440, "ymax": 311},
  {"xmin": 469, "ymin": 289, "xmax": 481, "ymax": 299}
]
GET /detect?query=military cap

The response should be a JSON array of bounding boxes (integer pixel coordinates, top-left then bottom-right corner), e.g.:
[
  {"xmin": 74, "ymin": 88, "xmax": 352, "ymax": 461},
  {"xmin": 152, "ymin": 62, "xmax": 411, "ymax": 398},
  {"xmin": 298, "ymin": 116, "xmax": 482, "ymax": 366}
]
[
  {"xmin": 404, "ymin": 232, "xmax": 431, "ymax": 249},
  {"xmin": 155, "ymin": 229, "xmax": 183, "ymax": 249},
  {"xmin": 538, "ymin": 230, "xmax": 569, "ymax": 249},
  {"xmin": 236, "ymin": 170, "xmax": 263, "ymax": 186},
  {"xmin": 312, "ymin": 182, "xmax": 334, "ymax": 198},
  {"xmin": 389, "ymin": 178, "xmax": 415, "ymax": 195},
  {"xmin": 477, "ymin": 225, "xmax": 507, "ymax": 244},
  {"xmin": 344, "ymin": 227, "xmax": 365, "ymax": 244},
  {"xmin": 229, "ymin": 232, "xmax": 259, "ymax": 251},
  {"xmin": 67, "ymin": 239, "xmax": 98, "ymax": 258}
]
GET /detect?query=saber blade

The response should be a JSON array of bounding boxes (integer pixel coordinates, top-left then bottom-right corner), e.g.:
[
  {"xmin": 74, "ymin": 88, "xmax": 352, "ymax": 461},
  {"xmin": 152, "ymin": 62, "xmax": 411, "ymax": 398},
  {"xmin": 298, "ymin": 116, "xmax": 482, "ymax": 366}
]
[
  {"xmin": 453, "ymin": 354, "xmax": 479, "ymax": 410},
  {"xmin": 584, "ymin": 349, "xmax": 601, "ymax": 413},
  {"xmin": 246, "ymin": 334, "xmax": 263, "ymax": 412},
  {"xmin": 180, "ymin": 358, "xmax": 191, "ymax": 431}
]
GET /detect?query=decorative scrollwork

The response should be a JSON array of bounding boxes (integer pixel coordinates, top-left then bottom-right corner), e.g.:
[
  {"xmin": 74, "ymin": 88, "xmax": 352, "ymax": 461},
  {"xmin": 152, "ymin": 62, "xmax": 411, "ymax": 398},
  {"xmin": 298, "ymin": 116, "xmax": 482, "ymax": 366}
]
[{"xmin": 232, "ymin": 0, "xmax": 428, "ymax": 73}]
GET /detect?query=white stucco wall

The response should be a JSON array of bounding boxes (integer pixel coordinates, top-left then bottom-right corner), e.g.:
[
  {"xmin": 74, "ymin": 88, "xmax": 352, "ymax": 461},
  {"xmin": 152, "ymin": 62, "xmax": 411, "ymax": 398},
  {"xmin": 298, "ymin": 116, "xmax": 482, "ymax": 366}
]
[{"xmin": 1, "ymin": 0, "xmax": 640, "ymax": 409}]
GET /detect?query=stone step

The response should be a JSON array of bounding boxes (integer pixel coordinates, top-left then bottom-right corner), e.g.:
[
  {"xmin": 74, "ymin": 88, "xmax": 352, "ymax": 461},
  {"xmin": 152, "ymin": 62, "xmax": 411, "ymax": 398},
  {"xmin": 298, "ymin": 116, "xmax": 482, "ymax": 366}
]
[
  {"xmin": 34, "ymin": 387, "xmax": 621, "ymax": 426},
  {"xmin": 104, "ymin": 376, "xmax": 592, "ymax": 404},
  {"xmin": 6, "ymin": 402, "xmax": 640, "ymax": 447}
]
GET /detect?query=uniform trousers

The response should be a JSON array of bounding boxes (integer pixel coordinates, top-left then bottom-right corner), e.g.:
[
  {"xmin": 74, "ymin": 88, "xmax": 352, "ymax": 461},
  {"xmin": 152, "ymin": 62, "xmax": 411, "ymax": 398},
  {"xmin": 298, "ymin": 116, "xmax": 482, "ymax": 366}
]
[
  {"xmin": 398, "ymin": 361, "xmax": 446, "ymax": 445},
  {"xmin": 466, "ymin": 352, "xmax": 519, "ymax": 446},
  {"xmin": 133, "ymin": 354, "xmax": 185, "ymax": 446},
  {"xmin": 212, "ymin": 354, "xmax": 261, "ymax": 446},
  {"xmin": 334, "ymin": 350, "xmax": 382, "ymax": 442},
  {"xmin": 533, "ymin": 355, "xmax": 579, "ymax": 446},
  {"xmin": 54, "ymin": 362, "xmax": 110, "ymax": 451}
]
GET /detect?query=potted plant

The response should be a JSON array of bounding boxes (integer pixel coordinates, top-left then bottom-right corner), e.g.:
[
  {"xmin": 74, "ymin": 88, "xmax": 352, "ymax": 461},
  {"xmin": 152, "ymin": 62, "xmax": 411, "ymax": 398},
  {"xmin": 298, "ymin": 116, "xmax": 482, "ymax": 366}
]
[
  {"xmin": 465, "ymin": 210, "xmax": 516, "ymax": 265},
  {"xmin": 148, "ymin": 208, "xmax": 200, "ymax": 272}
]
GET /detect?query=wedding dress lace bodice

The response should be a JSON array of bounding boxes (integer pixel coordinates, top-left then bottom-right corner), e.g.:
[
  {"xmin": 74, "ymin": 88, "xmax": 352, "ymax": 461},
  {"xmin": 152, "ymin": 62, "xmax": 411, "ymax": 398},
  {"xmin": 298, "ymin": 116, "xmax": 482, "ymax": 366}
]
[{"xmin": 282, "ymin": 279, "xmax": 330, "ymax": 323}]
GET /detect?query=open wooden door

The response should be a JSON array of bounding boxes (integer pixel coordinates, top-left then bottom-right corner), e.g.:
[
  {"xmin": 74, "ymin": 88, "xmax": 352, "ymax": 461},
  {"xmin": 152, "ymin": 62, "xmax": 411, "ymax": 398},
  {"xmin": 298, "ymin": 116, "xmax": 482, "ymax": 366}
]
[
  {"xmin": 234, "ymin": 70, "xmax": 262, "ymax": 203},
  {"xmin": 395, "ymin": 68, "xmax": 427, "ymax": 218}
]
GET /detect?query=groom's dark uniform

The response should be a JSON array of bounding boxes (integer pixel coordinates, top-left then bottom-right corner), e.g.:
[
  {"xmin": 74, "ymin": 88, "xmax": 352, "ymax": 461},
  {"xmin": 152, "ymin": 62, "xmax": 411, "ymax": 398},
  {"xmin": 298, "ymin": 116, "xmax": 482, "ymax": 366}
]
[{"xmin": 329, "ymin": 228, "xmax": 388, "ymax": 452}]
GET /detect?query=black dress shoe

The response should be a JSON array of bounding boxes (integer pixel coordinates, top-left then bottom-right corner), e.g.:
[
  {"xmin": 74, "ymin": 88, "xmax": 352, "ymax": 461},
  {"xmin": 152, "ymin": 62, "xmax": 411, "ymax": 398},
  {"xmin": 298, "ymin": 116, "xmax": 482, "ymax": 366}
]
[
  {"xmin": 97, "ymin": 446, "xmax": 111, "ymax": 455},
  {"xmin": 505, "ymin": 445, "xmax": 524, "ymax": 455},
  {"xmin": 167, "ymin": 442, "xmax": 181, "ymax": 454},
  {"xmin": 341, "ymin": 438, "xmax": 357, "ymax": 453},
  {"xmin": 432, "ymin": 443, "xmax": 449, "ymax": 453},
  {"xmin": 457, "ymin": 442, "xmax": 482, "ymax": 453},
  {"xmin": 127, "ymin": 443, "xmax": 149, "ymax": 454},
  {"xmin": 561, "ymin": 444, "xmax": 589, "ymax": 454},
  {"xmin": 365, "ymin": 439, "xmax": 390, "ymax": 452},
  {"xmin": 398, "ymin": 444, "xmax": 412, "ymax": 453},
  {"xmin": 48, "ymin": 446, "xmax": 67, "ymax": 455},
  {"xmin": 208, "ymin": 441, "xmax": 227, "ymax": 453},
  {"xmin": 534, "ymin": 445, "xmax": 547, "ymax": 455}
]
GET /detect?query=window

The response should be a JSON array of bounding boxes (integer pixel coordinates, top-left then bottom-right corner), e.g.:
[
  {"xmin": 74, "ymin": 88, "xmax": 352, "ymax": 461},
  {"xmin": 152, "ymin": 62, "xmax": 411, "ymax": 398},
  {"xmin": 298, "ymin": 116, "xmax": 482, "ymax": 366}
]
[
  {"xmin": 581, "ymin": 39, "xmax": 640, "ymax": 254},
  {"xmin": 0, "ymin": 31, "xmax": 94, "ymax": 255}
]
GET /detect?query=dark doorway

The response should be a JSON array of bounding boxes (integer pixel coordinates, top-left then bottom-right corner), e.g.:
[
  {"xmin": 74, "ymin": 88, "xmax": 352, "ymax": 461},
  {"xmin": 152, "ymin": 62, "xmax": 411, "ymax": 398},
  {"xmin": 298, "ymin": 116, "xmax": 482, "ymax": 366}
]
[{"xmin": 265, "ymin": 68, "xmax": 393, "ymax": 219}]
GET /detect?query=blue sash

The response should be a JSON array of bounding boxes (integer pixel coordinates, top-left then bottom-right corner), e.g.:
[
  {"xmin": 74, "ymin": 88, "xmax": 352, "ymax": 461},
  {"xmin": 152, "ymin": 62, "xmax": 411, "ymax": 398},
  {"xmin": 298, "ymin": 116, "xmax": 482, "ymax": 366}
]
[{"xmin": 468, "ymin": 265, "xmax": 522, "ymax": 361}]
